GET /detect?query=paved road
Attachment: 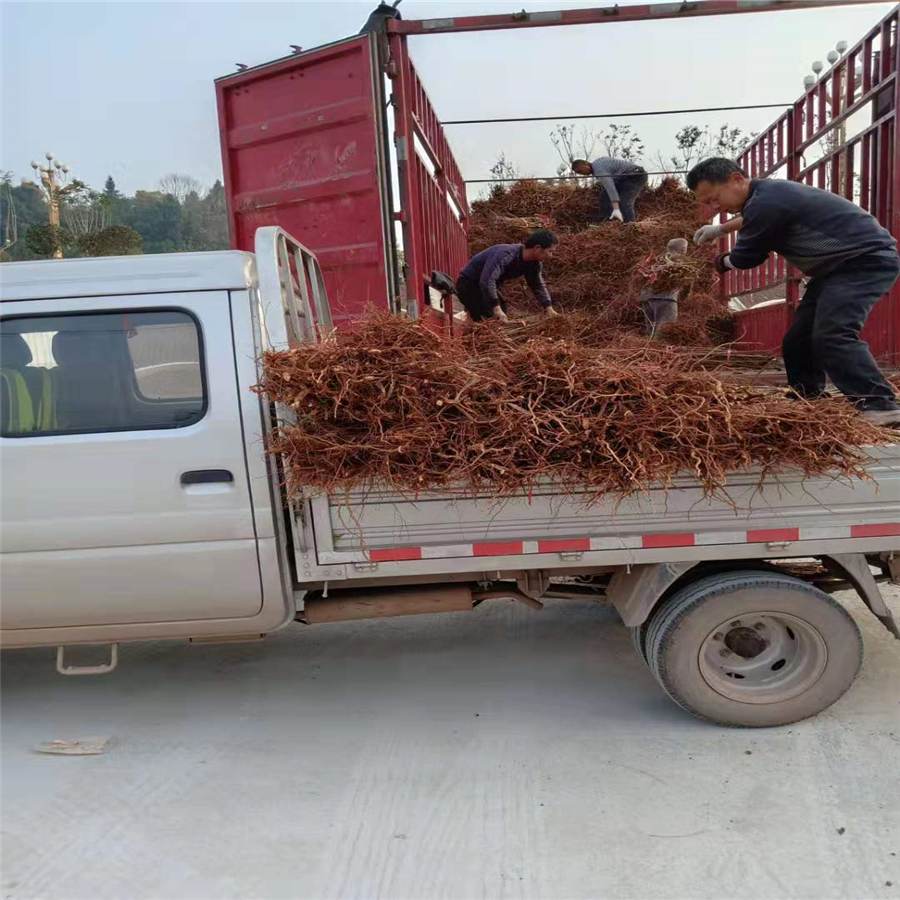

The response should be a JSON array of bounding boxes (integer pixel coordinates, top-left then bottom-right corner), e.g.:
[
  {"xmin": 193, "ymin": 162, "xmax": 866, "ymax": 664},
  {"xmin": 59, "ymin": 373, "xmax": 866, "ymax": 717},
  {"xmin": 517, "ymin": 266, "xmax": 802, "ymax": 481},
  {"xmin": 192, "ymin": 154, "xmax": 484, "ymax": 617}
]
[{"xmin": 3, "ymin": 588, "xmax": 899, "ymax": 900}]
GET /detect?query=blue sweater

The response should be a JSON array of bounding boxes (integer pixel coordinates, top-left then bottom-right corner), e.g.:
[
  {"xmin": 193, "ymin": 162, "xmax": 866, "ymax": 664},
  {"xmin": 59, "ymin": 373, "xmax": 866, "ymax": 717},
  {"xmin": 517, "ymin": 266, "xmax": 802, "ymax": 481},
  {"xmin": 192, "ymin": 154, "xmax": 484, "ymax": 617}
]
[
  {"xmin": 728, "ymin": 179, "xmax": 897, "ymax": 277},
  {"xmin": 459, "ymin": 243, "xmax": 553, "ymax": 307}
]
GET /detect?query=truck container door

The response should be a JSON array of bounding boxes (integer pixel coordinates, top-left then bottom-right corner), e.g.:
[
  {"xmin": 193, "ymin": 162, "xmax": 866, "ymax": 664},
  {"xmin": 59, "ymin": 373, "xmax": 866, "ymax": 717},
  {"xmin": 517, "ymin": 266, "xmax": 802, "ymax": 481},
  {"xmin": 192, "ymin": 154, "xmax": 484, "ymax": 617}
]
[
  {"xmin": 216, "ymin": 35, "xmax": 396, "ymax": 328},
  {"xmin": 0, "ymin": 291, "xmax": 263, "ymax": 629}
]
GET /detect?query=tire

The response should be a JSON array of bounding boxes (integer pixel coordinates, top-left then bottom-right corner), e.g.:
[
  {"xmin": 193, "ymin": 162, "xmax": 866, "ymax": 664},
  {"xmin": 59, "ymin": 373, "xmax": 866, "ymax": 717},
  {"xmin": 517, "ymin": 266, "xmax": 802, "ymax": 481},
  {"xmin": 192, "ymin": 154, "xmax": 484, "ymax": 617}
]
[
  {"xmin": 645, "ymin": 570, "xmax": 863, "ymax": 727},
  {"xmin": 630, "ymin": 623, "xmax": 650, "ymax": 666}
]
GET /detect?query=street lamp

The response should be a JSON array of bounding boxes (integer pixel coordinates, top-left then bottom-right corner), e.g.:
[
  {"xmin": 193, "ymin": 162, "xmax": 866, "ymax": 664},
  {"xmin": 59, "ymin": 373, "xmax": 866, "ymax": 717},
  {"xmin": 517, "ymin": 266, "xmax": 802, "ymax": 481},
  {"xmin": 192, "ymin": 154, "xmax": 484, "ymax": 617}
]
[
  {"xmin": 29, "ymin": 151, "xmax": 74, "ymax": 258},
  {"xmin": 803, "ymin": 42, "xmax": 851, "ymax": 195}
]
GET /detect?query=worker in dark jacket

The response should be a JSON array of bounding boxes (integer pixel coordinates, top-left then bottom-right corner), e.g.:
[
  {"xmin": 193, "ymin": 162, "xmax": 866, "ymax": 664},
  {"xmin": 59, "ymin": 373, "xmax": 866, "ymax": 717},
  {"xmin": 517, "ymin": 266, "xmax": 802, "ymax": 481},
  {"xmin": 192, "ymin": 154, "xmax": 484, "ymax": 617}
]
[
  {"xmin": 687, "ymin": 157, "xmax": 900, "ymax": 426},
  {"xmin": 571, "ymin": 157, "xmax": 649, "ymax": 223},
  {"xmin": 456, "ymin": 229, "xmax": 559, "ymax": 322}
]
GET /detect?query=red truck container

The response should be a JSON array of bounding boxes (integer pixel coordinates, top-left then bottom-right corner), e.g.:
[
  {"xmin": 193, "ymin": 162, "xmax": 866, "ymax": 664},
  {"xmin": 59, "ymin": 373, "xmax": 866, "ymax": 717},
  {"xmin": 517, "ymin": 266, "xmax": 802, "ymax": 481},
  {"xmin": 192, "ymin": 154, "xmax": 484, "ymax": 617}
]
[
  {"xmin": 215, "ymin": 33, "xmax": 468, "ymax": 329},
  {"xmin": 727, "ymin": 4, "xmax": 899, "ymax": 364},
  {"xmin": 216, "ymin": 3, "xmax": 899, "ymax": 360}
]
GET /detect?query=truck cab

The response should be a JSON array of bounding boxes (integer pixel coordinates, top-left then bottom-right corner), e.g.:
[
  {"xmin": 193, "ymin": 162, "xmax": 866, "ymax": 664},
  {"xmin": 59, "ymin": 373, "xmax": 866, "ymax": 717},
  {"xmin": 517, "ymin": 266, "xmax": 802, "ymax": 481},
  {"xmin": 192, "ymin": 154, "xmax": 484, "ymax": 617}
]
[{"xmin": 0, "ymin": 229, "xmax": 308, "ymax": 648}]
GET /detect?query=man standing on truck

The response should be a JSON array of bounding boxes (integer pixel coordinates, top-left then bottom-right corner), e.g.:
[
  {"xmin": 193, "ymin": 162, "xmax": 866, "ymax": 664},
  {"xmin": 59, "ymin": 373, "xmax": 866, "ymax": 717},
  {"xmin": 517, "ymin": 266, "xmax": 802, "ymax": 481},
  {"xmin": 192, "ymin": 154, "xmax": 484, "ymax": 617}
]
[
  {"xmin": 687, "ymin": 157, "xmax": 900, "ymax": 426},
  {"xmin": 456, "ymin": 229, "xmax": 559, "ymax": 322},
  {"xmin": 571, "ymin": 157, "xmax": 649, "ymax": 223}
]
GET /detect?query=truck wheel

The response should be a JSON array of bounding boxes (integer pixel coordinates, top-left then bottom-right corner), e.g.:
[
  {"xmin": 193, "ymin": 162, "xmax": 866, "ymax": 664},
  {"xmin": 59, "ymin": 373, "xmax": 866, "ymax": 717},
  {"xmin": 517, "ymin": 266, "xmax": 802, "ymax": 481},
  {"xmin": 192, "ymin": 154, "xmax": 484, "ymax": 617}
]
[
  {"xmin": 644, "ymin": 571, "xmax": 863, "ymax": 727},
  {"xmin": 630, "ymin": 623, "xmax": 650, "ymax": 666}
]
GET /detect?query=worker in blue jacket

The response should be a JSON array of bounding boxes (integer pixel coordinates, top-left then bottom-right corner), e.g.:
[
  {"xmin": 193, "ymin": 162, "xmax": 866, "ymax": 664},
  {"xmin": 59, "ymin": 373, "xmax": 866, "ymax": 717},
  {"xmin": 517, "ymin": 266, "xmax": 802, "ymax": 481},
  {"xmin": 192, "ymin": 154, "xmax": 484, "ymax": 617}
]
[
  {"xmin": 456, "ymin": 230, "xmax": 559, "ymax": 321},
  {"xmin": 687, "ymin": 157, "xmax": 900, "ymax": 426}
]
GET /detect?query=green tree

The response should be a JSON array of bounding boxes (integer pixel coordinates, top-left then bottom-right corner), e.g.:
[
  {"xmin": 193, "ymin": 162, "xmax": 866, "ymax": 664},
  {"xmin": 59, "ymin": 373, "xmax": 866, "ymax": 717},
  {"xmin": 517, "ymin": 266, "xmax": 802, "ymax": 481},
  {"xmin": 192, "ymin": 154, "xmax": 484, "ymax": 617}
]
[
  {"xmin": 25, "ymin": 223, "xmax": 73, "ymax": 259},
  {"xmin": 77, "ymin": 225, "xmax": 143, "ymax": 257},
  {"xmin": 1, "ymin": 179, "xmax": 49, "ymax": 259},
  {"xmin": 128, "ymin": 190, "xmax": 183, "ymax": 253}
]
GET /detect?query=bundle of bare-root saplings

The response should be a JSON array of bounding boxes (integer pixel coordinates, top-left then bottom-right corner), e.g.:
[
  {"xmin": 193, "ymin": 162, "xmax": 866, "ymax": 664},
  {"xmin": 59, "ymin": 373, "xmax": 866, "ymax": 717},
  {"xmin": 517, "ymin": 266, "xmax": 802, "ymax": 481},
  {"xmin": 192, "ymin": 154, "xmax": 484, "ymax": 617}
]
[
  {"xmin": 257, "ymin": 313, "xmax": 891, "ymax": 504},
  {"xmin": 466, "ymin": 177, "xmax": 731, "ymax": 346}
]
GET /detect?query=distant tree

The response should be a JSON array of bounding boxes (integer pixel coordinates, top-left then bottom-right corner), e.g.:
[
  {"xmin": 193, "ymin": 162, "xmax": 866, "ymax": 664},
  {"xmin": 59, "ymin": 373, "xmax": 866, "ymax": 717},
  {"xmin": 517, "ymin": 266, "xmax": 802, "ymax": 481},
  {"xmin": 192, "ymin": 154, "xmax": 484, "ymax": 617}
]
[
  {"xmin": 60, "ymin": 182, "xmax": 111, "ymax": 237},
  {"xmin": 551, "ymin": 123, "xmax": 645, "ymax": 170},
  {"xmin": 158, "ymin": 173, "xmax": 204, "ymax": 204},
  {"xmin": 1, "ymin": 173, "xmax": 18, "ymax": 257},
  {"xmin": 489, "ymin": 152, "xmax": 520, "ymax": 183},
  {"xmin": 25, "ymin": 224, "xmax": 73, "ymax": 259},
  {"xmin": 129, "ymin": 190, "xmax": 183, "ymax": 253},
  {"xmin": 550, "ymin": 124, "xmax": 600, "ymax": 169},
  {"xmin": 598, "ymin": 124, "xmax": 645, "ymax": 161},
  {"xmin": 77, "ymin": 225, "xmax": 143, "ymax": 257},
  {"xmin": 103, "ymin": 175, "xmax": 120, "ymax": 198},
  {"xmin": 654, "ymin": 124, "xmax": 755, "ymax": 178},
  {"xmin": 0, "ymin": 179, "xmax": 49, "ymax": 260},
  {"xmin": 180, "ymin": 180, "xmax": 229, "ymax": 250}
]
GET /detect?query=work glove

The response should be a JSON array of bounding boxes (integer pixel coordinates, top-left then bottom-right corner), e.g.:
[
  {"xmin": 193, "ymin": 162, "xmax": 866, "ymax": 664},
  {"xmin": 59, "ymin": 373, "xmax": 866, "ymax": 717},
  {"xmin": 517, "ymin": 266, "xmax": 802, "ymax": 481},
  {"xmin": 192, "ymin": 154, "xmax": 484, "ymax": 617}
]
[
  {"xmin": 545, "ymin": 306, "xmax": 560, "ymax": 317},
  {"xmin": 693, "ymin": 224, "xmax": 724, "ymax": 246},
  {"xmin": 609, "ymin": 209, "xmax": 624, "ymax": 223},
  {"xmin": 493, "ymin": 306, "xmax": 509, "ymax": 322},
  {"xmin": 713, "ymin": 252, "xmax": 736, "ymax": 274}
]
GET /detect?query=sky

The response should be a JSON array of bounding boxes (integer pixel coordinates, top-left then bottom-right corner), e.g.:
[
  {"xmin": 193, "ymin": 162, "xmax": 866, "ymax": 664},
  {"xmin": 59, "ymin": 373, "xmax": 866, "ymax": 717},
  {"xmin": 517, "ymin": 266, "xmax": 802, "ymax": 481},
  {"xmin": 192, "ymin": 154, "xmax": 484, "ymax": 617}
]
[{"xmin": 1, "ymin": 0, "xmax": 896, "ymax": 202}]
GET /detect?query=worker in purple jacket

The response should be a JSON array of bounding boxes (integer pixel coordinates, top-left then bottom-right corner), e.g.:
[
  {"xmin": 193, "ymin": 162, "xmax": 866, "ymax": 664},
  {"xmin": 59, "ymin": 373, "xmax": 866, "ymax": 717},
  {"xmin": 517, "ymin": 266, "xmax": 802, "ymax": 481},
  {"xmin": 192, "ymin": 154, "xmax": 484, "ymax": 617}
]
[{"xmin": 456, "ymin": 229, "xmax": 559, "ymax": 321}]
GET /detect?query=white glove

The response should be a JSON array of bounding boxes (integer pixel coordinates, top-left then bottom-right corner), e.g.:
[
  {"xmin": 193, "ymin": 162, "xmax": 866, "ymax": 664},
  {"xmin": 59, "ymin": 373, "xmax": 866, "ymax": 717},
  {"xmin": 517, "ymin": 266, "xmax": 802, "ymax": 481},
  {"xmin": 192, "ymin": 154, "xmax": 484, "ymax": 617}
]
[
  {"xmin": 609, "ymin": 209, "xmax": 624, "ymax": 223},
  {"xmin": 545, "ymin": 306, "xmax": 560, "ymax": 317},
  {"xmin": 693, "ymin": 224, "xmax": 724, "ymax": 246}
]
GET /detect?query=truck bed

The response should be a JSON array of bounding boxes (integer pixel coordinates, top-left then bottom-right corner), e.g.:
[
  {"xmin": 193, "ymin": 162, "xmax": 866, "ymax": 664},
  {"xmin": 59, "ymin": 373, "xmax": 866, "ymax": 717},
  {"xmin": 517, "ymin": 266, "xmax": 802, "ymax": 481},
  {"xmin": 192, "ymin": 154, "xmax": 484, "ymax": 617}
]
[{"xmin": 308, "ymin": 445, "xmax": 900, "ymax": 573}]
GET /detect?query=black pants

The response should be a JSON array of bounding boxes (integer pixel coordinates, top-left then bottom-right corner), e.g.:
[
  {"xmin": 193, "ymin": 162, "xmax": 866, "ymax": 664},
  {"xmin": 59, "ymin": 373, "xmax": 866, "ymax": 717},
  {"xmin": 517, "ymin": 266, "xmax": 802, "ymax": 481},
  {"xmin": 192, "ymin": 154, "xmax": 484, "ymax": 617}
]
[
  {"xmin": 782, "ymin": 253, "xmax": 900, "ymax": 411},
  {"xmin": 597, "ymin": 170, "xmax": 649, "ymax": 223},
  {"xmin": 456, "ymin": 275, "xmax": 507, "ymax": 321}
]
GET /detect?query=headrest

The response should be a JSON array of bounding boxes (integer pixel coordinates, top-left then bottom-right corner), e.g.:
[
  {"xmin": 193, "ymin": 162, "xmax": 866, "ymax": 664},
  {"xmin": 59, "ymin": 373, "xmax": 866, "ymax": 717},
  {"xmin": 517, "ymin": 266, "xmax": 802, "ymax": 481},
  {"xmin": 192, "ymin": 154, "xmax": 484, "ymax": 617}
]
[
  {"xmin": 1, "ymin": 332, "xmax": 33, "ymax": 367},
  {"xmin": 52, "ymin": 330, "xmax": 119, "ymax": 367}
]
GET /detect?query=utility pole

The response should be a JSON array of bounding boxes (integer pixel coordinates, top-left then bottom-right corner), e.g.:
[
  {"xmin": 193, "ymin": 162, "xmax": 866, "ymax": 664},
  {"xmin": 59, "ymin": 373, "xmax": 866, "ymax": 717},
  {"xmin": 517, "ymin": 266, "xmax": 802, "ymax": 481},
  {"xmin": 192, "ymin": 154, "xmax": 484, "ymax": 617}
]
[{"xmin": 30, "ymin": 152, "xmax": 71, "ymax": 258}]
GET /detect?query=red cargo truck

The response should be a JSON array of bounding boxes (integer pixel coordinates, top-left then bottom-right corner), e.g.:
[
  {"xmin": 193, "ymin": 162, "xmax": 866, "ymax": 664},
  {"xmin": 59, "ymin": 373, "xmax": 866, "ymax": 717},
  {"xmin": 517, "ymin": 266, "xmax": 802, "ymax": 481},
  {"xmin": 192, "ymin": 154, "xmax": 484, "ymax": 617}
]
[{"xmin": 215, "ymin": 1, "xmax": 899, "ymax": 359}]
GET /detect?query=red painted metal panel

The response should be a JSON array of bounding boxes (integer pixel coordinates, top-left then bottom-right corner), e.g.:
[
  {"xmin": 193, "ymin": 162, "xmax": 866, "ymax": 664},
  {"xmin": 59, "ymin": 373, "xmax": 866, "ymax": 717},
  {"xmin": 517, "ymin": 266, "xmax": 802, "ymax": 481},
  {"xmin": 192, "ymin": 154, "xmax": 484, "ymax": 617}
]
[
  {"xmin": 370, "ymin": 547, "xmax": 423, "ymax": 562},
  {"xmin": 390, "ymin": 0, "xmax": 886, "ymax": 35},
  {"xmin": 538, "ymin": 538, "xmax": 591, "ymax": 553},
  {"xmin": 216, "ymin": 36, "xmax": 393, "ymax": 328},
  {"xmin": 732, "ymin": 5, "xmax": 899, "ymax": 365},
  {"xmin": 473, "ymin": 541, "xmax": 524, "ymax": 557},
  {"xmin": 390, "ymin": 34, "xmax": 469, "ymax": 328},
  {"xmin": 851, "ymin": 523, "xmax": 900, "ymax": 537}
]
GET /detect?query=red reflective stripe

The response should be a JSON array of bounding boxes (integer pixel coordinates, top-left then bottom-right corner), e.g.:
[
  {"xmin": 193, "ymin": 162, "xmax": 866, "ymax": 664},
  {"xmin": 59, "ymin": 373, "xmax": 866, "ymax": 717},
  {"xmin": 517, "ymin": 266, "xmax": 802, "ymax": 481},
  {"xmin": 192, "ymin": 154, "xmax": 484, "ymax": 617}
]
[
  {"xmin": 641, "ymin": 533, "xmax": 695, "ymax": 549},
  {"xmin": 747, "ymin": 528, "xmax": 800, "ymax": 543},
  {"xmin": 538, "ymin": 538, "xmax": 591, "ymax": 553},
  {"xmin": 369, "ymin": 548, "xmax": 423, "ymax": 562},
  {"xmin": 850, "ymin": 523, "xmax": 900, "ymax": 538},
  {"xmin": 473, "ymin": 541, "xmax": 523, "ymax": 557}
]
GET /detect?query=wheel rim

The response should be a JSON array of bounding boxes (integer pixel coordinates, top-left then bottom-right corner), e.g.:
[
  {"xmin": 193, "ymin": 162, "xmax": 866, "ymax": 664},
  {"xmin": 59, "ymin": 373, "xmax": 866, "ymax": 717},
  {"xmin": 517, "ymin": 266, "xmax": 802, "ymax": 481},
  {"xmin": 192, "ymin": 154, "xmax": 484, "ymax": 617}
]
[{"xmin": 698, "ymin": 612, "xmax": 828, "ymax": 704}]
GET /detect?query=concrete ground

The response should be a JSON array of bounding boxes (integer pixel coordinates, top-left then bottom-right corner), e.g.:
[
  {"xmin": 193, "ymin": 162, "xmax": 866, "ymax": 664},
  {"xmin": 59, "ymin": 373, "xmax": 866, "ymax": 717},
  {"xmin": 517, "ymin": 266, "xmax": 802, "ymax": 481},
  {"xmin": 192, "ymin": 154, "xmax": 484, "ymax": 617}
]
[{"xmin": 2, "ymin": 587, "xmax": 899, "ymax": 900}]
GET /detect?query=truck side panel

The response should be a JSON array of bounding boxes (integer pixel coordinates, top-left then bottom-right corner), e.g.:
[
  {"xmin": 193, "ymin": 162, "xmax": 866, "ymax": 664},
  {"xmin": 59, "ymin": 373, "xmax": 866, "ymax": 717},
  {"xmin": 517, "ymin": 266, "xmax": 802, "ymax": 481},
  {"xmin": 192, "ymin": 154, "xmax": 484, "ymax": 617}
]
[{"xmin": 305, "ymin": 447, "xmax": 900, "ymax": 570}]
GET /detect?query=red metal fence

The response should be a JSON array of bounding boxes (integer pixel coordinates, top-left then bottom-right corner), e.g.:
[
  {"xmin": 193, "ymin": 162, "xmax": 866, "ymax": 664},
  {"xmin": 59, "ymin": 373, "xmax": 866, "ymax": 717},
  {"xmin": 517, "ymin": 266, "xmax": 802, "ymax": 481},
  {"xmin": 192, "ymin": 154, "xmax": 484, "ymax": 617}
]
[
  {"xmin": 729, "ymin": 3, "xmax": 899, "ymax": 363},
  {"xmin": 389, "ymin": 33, "xmax": 469, "ymax": 327}
]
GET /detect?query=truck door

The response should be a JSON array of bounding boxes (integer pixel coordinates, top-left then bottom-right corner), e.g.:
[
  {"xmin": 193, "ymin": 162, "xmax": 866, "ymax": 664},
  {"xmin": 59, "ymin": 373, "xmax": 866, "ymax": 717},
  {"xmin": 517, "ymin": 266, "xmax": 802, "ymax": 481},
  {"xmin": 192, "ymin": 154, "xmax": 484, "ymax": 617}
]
[{"xmin": 0, "ymin": 291, "xmax": 263, "ymax": 629}]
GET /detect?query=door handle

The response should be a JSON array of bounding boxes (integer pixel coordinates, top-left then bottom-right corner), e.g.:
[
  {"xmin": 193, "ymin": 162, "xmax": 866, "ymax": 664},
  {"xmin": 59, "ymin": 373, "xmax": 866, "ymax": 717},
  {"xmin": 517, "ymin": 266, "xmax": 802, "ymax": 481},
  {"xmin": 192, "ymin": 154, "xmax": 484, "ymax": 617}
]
[{"xmin": 180, "ymin": 469, "xmax": 234, "ymax": 486}]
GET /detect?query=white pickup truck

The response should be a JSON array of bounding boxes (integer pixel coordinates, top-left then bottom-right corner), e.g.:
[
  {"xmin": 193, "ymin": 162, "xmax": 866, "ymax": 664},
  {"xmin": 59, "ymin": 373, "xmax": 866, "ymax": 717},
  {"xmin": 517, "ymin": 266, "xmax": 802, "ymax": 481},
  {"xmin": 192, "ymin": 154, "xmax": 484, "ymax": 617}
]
[{"xmin": 2, "ymin": 228, "xmax": 898, "ymax": 726}]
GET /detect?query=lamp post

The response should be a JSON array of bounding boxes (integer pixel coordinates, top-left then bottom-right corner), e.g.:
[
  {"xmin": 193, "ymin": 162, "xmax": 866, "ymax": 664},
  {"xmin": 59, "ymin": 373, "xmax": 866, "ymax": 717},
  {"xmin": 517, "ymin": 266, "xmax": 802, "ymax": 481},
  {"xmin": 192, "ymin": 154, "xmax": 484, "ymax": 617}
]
[
  {"xmin": 803, "ymin": 43, "xmax": 852, "ymax": 195},
  {"xmin": 30, "ymin": 152, "xmax": 71, "ymax": 258}
]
